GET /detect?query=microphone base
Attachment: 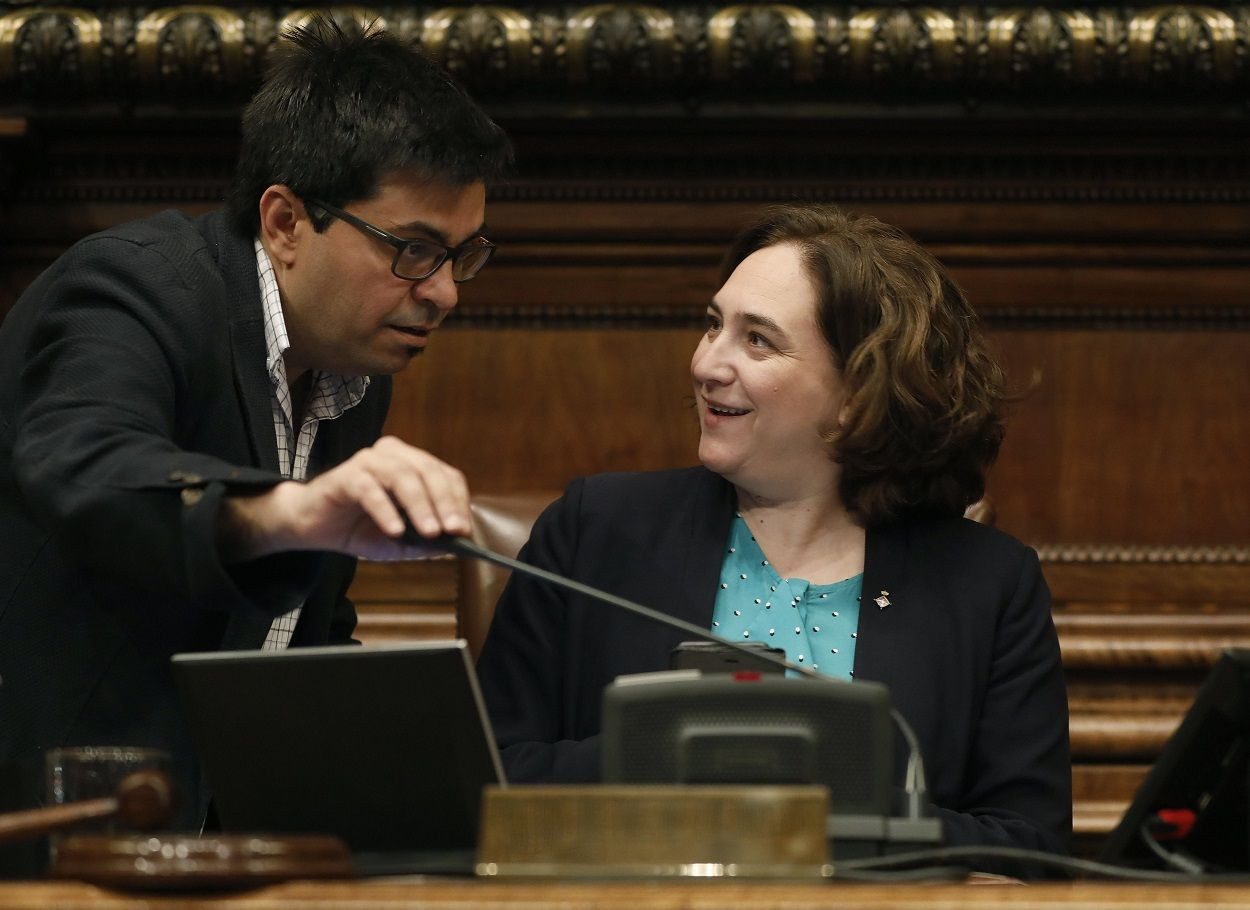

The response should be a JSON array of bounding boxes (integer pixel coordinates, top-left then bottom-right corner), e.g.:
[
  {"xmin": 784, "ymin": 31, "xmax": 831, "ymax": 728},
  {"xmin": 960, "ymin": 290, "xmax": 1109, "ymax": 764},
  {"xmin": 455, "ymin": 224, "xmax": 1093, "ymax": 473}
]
[
  {"xmin": 477, "ymin": 784, "xmax": 833, "ymax": 878},
  {"xmin": 827, "ymin": 813, "xmax": 943, "ymax": 860}
]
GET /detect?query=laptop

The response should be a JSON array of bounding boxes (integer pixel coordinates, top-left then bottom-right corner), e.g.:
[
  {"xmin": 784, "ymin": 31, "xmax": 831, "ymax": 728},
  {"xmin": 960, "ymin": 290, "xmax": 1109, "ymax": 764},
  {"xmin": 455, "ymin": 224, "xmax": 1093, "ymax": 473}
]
[{"xmin": 172, "ymin": 640, "xmax": 505, "ymax": 874}]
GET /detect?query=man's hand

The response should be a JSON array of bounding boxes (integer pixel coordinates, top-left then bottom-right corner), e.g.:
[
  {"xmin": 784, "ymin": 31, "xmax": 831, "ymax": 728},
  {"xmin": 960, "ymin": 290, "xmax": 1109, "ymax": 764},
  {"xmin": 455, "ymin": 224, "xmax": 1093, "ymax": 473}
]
[{"xmin": 218, "ymin": 436, "xmax": 472, "ymax": 562}]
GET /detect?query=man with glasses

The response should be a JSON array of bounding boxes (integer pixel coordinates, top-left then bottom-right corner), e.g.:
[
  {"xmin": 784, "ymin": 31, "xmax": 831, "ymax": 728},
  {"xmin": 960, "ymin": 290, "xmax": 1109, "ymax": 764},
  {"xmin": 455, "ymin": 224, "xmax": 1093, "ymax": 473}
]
[{"xmin": 0, "ymin": 17, "xmax": 511, "ymax": 873}]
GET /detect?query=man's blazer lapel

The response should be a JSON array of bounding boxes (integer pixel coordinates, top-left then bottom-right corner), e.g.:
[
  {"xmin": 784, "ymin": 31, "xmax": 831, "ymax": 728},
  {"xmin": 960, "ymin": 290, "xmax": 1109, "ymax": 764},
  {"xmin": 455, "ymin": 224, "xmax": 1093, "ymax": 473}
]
[
  {"xmin": 203, "ymin": 212, "xmax": 281, "ymax": 476},
  {"xmin": 199, "ymin": 212, "xmax": 283, "ymax": 649}
]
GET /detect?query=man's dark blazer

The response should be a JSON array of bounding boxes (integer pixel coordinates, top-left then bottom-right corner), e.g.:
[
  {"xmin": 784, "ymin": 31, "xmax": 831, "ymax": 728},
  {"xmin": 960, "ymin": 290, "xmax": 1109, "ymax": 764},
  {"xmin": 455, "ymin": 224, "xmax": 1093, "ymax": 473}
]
[
  {"xmin": 477, "ymin": 466, "xmax": 1071, "ymax": 860},
  {"xmin": 0, "ymin": 210, "xmax": 390, "ymax": 867}
]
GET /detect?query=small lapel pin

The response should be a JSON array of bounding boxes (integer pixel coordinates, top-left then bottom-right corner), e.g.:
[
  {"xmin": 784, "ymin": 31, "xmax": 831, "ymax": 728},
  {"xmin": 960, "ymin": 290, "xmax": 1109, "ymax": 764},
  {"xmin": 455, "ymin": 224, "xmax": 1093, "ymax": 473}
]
[{"xmin": 874, "ymin": 590, "xmax": 891, "ymax": 610}]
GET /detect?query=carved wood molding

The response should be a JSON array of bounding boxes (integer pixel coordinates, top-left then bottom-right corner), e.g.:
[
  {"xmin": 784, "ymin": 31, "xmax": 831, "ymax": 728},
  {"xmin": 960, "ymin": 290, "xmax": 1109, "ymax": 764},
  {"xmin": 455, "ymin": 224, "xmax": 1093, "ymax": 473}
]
[
  {"xmin": 1059, "ymin": 624, "xmax": 1250, "ymax": 670},
  {"xmin": 1070, "ymin": 713, "xmax": 1179, "ymax": 759},
  {"xmin": 494, "ymin": 184, "xmax": 1250, "ymax": 205},
  {"xmin": 9, "ymin": 175, "xmax": 1250, "ymax": 206},
  {"xmin": 3, "ymin": 4, "xmax": 1250, "ymax": 104},
  {"xmin": 6, "ymin": 120, "xmax": 1250, "ymax": 204},
  {"xmin": 12, "ymin": 180, "xmax": 1250, "ymax": 209},
  {"xmin": 1044, "ymin": 557, "xmax": 1250, "ymax": 604},
  {"xmin": 1037, "ymin": 544, "xmax": 1250, "ymax": 564},
  {"xmin": 977, "ymin": 307, "xmax": 1250, "ymax": 330},
  {"xmin": 441, "ymin": 306, "xmax": 1250, "ymax": 329}
]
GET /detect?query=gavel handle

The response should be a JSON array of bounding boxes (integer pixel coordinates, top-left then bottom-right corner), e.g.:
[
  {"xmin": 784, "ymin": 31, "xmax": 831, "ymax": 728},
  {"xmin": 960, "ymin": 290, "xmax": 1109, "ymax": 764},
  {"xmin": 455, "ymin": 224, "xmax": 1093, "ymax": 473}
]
[
  {"xmin": 0, "ymin": 770, "xmax": 175, "ymax": 846},
  {"xmin": 0, "ymin": 797, "xmax": 118, "ymax": 846}
]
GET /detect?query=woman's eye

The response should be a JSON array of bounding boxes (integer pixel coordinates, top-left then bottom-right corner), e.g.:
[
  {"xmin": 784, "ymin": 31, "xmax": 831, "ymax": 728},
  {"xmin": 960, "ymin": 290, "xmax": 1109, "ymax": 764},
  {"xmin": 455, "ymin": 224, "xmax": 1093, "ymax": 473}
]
[
  {"xmin": 748, "ymin": 331, "xmax": 771, "ymax": 348},
  {"xmin": 704, "ymin": 314, "xmax": 721, "ymax": 333}
]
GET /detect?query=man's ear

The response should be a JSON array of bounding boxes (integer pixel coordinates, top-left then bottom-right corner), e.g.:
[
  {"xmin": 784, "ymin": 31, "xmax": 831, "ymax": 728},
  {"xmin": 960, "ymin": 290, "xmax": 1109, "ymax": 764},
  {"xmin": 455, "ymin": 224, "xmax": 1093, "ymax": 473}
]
[{"xmin": 257, "ymin": 186, "xmax": 305, "ymax": 267}]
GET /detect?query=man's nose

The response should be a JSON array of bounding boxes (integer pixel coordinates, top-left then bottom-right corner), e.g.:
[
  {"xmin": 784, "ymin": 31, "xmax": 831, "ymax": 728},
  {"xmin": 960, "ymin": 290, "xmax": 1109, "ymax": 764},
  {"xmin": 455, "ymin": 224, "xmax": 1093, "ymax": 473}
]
[{"xmin": 414, "ymin": 259, "xmax": 459, "ymax": 323}]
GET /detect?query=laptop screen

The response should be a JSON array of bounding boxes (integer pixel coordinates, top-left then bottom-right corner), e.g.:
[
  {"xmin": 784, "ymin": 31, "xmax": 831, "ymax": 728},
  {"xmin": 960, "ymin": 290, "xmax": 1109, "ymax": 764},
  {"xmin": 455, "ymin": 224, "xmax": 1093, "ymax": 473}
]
[{"xmin": 173, "ymin": 641, "xmax": 504, "ymax": 854}]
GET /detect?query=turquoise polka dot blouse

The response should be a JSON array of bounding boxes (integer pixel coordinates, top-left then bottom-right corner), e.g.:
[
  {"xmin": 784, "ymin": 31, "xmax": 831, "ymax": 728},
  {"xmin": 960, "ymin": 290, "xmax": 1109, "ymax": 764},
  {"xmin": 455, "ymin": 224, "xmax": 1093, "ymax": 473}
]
[{"xmin": 710, "ymin": 514, "xmax": 862, "ymax": 679}]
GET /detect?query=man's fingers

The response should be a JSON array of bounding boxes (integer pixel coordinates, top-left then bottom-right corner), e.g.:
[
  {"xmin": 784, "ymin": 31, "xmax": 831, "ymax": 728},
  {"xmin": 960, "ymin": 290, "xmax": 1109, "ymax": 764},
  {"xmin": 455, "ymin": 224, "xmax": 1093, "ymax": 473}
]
[
  {"xmin": 343, "ymin": 466, "xmax": 408, "ymax": 538},
  {"xmin": 386, "ymin": 458, "xmax": 471, "ymax": 539},
  {"xmin": 224, "ymin": 438, "xmax": 473, "ymax": 561},
  {"xmin": 354, "ymin": 437, "xmax": 471, "ymax": 540},
  {"xmin": 412, "ymin": 459, "xmax": 470, "ymax": 538}
]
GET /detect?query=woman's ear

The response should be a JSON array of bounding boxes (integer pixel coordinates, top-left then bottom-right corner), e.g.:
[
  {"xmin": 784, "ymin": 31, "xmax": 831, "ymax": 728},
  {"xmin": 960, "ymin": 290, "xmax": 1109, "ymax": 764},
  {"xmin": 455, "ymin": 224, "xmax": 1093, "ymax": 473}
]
[{"xmin": 836, "ymin": 382, "xmax": 855, "ymax": 428}]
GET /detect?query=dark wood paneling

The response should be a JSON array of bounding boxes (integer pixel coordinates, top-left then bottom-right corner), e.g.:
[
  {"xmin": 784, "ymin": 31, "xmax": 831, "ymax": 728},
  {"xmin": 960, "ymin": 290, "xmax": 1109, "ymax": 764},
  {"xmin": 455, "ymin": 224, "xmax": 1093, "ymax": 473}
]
[
  {"xmin": 4, "ymin": 73, "xmax": 1250, "ymax": 865},
  {"xmin": 374, "ymin": 324, "xmax": 1250, "ymax": 546},
  {"xmin": 990, "ymin": 330, "xmax": 1250, "ymax": 545},
  {"xmin": 383, "ymin": 329, "xmax": 701, "ymax": 492}
]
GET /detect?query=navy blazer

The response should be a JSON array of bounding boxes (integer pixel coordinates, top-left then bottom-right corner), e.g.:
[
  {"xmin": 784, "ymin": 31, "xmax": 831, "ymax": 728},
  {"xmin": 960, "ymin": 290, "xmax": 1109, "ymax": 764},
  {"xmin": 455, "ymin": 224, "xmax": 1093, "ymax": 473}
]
[
  {"xmin": 0, "ymin": 210, "xmax": 389, "ymax": 861},
  {"xmin": 477, "ymin": 466, "xmax": 1071, "ymax": 861}
]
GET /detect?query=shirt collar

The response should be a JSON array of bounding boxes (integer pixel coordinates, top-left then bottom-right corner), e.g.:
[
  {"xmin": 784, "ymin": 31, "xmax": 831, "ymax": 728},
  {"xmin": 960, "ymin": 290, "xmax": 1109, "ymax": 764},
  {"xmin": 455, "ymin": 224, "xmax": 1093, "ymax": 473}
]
[{"xmin": 253, "ymin": 239, "xmax": 370, "ymax": 417}]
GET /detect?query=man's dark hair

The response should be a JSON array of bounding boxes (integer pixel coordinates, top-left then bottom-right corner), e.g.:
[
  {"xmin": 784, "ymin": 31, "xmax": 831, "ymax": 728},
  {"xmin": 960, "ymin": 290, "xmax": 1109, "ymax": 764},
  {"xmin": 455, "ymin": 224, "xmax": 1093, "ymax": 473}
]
[{"xmin": 227, "ymin": 17, "xmax": 512, "ymax": 235}]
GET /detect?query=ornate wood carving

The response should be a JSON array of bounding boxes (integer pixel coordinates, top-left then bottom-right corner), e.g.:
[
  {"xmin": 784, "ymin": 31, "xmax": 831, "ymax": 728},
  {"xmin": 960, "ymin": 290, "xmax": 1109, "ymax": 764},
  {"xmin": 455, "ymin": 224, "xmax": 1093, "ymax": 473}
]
[
  {"xmin": 430, "ymin": 304, "xmax": 1250, "ymax": 330},
  {"xmin": 1040, "ymin": 544, "xmax": 1250, "ymax": 564},
  {"xmin": 4, "ymin": 5, "xmax": 1250, "ymax": 103},
  {"xmin": 12, "ymin": 172, "xmax": 1250, "ymax": 206}
]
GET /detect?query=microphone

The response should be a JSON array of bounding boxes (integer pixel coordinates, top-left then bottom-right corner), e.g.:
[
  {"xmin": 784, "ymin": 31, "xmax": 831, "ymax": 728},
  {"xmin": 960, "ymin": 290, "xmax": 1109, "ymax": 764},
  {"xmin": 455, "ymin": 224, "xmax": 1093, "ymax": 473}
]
[
  {"xmin": 439, "ymin": 534, "xmax": 815, "ymax": 676},
  {"xmin": 421, "ymin": 530, "xmax": 932, "ymax": 826}
]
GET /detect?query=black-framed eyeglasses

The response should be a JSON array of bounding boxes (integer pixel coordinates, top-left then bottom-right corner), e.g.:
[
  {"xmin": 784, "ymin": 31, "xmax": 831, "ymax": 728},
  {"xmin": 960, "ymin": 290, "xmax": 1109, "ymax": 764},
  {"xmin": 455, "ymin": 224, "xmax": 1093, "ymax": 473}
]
[{"xmin": 306, "ymin": 198, "xmax": 495, "ymax": 283}]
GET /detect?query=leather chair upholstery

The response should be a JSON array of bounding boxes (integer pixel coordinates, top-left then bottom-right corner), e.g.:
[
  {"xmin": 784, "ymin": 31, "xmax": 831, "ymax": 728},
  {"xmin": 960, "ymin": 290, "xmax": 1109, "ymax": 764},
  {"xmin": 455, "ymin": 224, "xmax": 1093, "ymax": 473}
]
[{"xmin": 457, "ymin": 491, "xmax": 556, "ymax": 660}]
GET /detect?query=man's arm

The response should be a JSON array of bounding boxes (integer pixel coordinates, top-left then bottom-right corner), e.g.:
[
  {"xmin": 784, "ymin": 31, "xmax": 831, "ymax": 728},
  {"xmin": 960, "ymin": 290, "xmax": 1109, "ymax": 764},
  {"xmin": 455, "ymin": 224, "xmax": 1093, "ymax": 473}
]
[{"xmin": 10, "ymin": 228, "xmax": 469, "ymax": 618}]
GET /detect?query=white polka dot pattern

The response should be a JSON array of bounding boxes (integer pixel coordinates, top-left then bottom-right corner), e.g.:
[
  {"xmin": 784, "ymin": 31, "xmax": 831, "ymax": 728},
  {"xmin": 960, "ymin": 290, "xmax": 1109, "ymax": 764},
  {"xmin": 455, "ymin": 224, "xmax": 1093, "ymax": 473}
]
[{"xmin": 710, "ymin": 515, "xmax": 862, "ymax": 679}]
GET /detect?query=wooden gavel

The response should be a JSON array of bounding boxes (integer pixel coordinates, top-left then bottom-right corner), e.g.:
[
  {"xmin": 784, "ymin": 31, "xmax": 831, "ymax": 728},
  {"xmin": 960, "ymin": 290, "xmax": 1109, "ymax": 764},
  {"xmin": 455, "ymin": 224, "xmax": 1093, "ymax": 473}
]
[
  {"xmin": 0, "ymin": 770, "xmax": 176, "ymax": 845},
  {"xmin": 0, "ymin": 770, "xmax": 354, "ymax": 887}
]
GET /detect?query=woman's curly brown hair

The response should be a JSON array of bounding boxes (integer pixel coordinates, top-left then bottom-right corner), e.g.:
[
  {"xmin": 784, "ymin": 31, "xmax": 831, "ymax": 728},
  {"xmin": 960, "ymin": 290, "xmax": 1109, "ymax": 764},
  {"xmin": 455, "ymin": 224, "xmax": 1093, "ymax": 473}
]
[{"xmin": 719, "ymin": 205, "xmax": 1006, "ymax": 527}]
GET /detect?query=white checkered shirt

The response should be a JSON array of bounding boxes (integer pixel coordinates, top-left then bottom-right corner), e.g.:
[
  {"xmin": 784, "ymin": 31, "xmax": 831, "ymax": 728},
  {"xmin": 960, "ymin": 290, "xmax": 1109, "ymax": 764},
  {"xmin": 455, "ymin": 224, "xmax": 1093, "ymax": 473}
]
[{"xmin": 254, "ymin": 239, "xmax": 369, "ymax": 649}]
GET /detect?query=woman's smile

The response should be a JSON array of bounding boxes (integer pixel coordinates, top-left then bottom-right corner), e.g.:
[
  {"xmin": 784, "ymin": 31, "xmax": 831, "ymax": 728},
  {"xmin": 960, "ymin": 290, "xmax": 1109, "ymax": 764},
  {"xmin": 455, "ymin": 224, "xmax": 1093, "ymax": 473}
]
[{"xmin": 691, "ymin": 242, "xmax": 846, "ymax": 498}]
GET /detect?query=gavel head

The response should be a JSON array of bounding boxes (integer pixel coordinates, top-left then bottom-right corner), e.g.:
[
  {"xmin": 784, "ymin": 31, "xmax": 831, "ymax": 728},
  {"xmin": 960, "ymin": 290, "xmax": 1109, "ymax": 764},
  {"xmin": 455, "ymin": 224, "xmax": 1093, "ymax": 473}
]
[{"xmin": 115, "ymin": 770, "xmax": 177, "ymax": 831}]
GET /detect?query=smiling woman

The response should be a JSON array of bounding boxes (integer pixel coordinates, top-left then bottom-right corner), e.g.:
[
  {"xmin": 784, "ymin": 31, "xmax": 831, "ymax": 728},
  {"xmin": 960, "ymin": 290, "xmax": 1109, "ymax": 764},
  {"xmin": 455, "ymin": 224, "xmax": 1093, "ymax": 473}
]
[
  {"xmin": 692, "ymin": 242, "xmax": 851, "ymax": 527},
  {"xmin": 476, "ymin": 203, "xmax": 1071, "ymax": 876},
  {"xmin": 710, "ymin": 207, "xmax": 1007, "ymax": 528}
]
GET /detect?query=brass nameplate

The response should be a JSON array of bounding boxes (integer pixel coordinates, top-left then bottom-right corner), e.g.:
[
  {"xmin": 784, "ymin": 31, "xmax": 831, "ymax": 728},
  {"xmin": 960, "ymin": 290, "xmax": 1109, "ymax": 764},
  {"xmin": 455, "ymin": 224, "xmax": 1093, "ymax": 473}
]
[{"xmin": 476, "ymin": 784, "xmax": 830, "ymax": 878}]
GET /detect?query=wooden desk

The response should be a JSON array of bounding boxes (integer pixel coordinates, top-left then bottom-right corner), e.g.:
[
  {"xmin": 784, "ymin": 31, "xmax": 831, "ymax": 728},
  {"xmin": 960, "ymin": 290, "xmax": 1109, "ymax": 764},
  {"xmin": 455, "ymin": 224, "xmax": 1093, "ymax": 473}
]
[{"xmin": 3, "ymin": 879, "xmax": 1250, "ymax": 910}]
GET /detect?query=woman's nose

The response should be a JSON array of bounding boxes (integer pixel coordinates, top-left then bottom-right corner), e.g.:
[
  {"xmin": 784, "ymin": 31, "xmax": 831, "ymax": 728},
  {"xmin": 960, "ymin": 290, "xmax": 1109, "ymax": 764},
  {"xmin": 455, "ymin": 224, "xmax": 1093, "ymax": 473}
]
[{"xmin": 691, "ymin": 336, "xmax": 732, "ymax": 385}]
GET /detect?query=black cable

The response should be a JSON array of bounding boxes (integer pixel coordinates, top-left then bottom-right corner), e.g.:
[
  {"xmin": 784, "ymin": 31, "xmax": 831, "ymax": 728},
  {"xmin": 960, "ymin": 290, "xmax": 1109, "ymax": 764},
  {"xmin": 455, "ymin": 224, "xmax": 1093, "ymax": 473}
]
[
  {"xmin": 435, "ymin": 532, "xmax": 934, "ymax": 814},
  {"xmin": 833, "ymin": 845, "xmax": 1250, "ymax": 883},
  {"xmin": 431, "ymin": 532, "xmax": 1250, "ymax": 885},
  {"xmin": 437, "ymin": 534, "xmax": 817, "ymax": 676},
  {"xmin": 1139, "ymin": 821, "xmax": 1206, "ymax": 875}
]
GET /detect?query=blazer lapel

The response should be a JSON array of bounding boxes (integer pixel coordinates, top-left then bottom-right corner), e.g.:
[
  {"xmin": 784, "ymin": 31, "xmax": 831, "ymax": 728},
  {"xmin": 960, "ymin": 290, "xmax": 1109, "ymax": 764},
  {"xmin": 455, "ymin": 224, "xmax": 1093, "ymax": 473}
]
[
  {"xmin": 201, "ymin": 211, "xmax": 281, "ymax": 475},
  {"xmin": 854, "ymin": 520, "xmax": 911, "ymax": 683},
  {"xmin": 218, "ymin": 610, "xmax": 276, "ymax": 651},
  {"xmin": 198, "ymin": 212, "xmax": 283, "ymax": 650},
  {"xmin": 676, "ymin": 469, "xmax": 736, "ymax": 628}
]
